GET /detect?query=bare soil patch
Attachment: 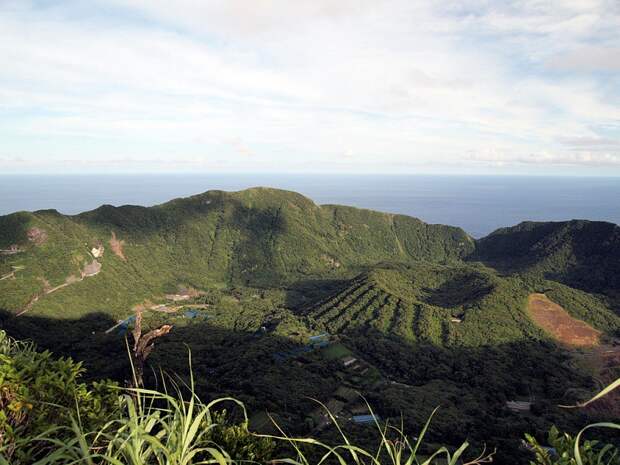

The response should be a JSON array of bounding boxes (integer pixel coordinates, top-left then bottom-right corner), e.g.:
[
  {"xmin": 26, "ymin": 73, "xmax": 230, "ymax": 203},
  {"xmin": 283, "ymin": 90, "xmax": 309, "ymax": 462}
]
[
  {"xmin": 527, "ymin": 293, "xmax": 601, "ymax": 347},
  {"xmin": 27, "ymin": 227, "xmax": 48, "ymax": 245},
  {"xmin": 81, "ymin": 260, "xmax": 102, "ymax": 277},
  {"xmin": 109, "ymin": 231, "xmax": 126, "ymax": 260}
]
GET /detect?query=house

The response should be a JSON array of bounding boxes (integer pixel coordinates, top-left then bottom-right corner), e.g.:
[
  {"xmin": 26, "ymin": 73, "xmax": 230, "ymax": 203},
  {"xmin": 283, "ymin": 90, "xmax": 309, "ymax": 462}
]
[
  {"xmin": 165, "ymin": 294, "xmax": 191, "ymax": 302},
  {"xmin": 309, "ymin": 333, "xmax": 330, "ymax": 347},
  {"xmin": 351, "ymin": 362, "xmax": 365, "ymax": 371},
  {"xmin": 341, "ymin": 356, "xmax": 357, "ymax": 367},
  {"xmin": 450, "ymin": 317, "xmax": 463, "ymax": 323},
  {"xmin": 184, "ymin": 309, "xmax": 200, "ymax": 319},
  {"xmin": 506, "ymin": 401, "xmax": 531, "ymax": 412},
  {"xmin": 116, "ymin": 315, "xmax": 136, "ymax": 336},
  {"xmin": 352, "ymin": 414, "xmax": 379, "ymax": 424},
  {"xmin": 91, "ymin": 245, "xmax": 104, "ymax": 258}
]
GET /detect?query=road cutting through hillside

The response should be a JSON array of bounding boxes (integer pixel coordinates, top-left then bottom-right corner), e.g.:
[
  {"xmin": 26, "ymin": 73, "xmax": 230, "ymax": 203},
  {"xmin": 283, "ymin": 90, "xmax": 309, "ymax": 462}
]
[
  {"xmin": 16, "ymin": 260, "xmax": 102, "ymax": 316},
  {"xmin": 0, "ymin": 271, "xmax": 15, "ymax": 281},
  {"xmin": 103, "ymin": 303, "xmax": 211, "ymax": 333},
  {"xmin": 527, "ymin": 293, "xmax": 601, "ymax": 347}
]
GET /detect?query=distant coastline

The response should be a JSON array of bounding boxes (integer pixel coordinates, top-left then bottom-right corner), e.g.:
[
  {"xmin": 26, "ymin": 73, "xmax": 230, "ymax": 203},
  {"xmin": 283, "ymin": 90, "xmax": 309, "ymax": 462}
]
[{"xmin": 1, "ymin": 174, "xmax": 619, "ymax": 238}]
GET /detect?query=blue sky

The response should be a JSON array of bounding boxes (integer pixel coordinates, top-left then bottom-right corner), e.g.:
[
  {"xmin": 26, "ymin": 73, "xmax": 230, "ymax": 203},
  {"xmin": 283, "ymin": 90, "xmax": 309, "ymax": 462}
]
[{"xmin": 1, "ymin": 0, "xmax": 619, "ymax": 175}]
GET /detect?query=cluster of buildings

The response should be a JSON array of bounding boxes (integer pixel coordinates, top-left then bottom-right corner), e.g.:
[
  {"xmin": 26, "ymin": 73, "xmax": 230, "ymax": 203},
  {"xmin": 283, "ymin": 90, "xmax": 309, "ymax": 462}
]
[{"xmin": 308, "ymin": 350, "xmax": 380, "ymax": 430}]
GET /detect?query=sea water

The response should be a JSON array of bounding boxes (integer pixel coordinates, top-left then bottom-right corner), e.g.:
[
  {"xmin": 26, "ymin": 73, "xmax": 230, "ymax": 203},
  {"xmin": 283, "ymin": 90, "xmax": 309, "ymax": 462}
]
[{"xmin": 0, "ymin": 174, "xmax": 618, "ymax": 238}]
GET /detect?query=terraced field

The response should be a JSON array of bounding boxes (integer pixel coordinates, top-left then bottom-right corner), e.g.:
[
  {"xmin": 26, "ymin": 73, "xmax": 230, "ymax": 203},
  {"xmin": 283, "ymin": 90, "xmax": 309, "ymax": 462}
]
[
  {"xmin": 306, "ymin": 264, "xmax": 617, "ymax": 348},
  {"xmin": 308, "ymin": 268, "xmax": 459, "ymax": 344}
]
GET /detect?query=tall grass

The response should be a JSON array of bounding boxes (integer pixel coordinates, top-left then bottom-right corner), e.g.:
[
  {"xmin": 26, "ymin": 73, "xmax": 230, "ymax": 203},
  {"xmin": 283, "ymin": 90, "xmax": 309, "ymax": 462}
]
[
  {"xmin": 2, "ymin": 350, "xmax": 490, "ymax": 465},
  {"xmin": 8, "ymin": 388, "xmax": 491, "ymax": 465},
  {"xmin": 258, "ymin": 401, "xmax": 493, "ymax": 465},
  {"xmin": 19, "ymin": 375, "xmax": 618, "ymax": 465},
  {"xmin": 1, "ymin": 335, "xmax": 617, "ymax": 465}
]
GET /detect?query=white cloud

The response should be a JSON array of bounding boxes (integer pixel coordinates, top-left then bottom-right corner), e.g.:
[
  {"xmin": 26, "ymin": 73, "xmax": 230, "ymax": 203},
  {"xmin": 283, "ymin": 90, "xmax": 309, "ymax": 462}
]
[{"xmin": 0, "ymin": 0, "xmax": 619, "ymax": 174}]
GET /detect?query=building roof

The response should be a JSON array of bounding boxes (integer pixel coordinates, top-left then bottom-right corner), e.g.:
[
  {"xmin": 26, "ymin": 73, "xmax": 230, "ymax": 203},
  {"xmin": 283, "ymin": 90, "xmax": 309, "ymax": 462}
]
[
  {"xmin": 506, "ymin": 401, "xmax": 531, "ymax": 411},
  {"xmin": 353, "ymin": 414, "xmax": 379, "ymax": 423}
]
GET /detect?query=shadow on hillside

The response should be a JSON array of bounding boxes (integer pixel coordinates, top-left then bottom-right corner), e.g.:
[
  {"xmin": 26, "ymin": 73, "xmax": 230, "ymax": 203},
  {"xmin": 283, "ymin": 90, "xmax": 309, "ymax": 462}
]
[
  {"xmin": 421, "ymin": 273, "xmax": 494, "ymax": 308},
  {"xmin": 283, "ymin": 277, "xmax": 353, "ymax": 312},
  {"xmin": 1, "ymin": 309, "xmax": 609, "ymax": 463},
  {"xmin": 0, "ymin": 308, "xmax": 338, "ymax": 430},
  {"xmin": 470, "ymin": 221, "xmax": 620, "ymax": 297},
  {"xmin": 0, "ymin": 310, "xmax": 130, "ymax": 380}
]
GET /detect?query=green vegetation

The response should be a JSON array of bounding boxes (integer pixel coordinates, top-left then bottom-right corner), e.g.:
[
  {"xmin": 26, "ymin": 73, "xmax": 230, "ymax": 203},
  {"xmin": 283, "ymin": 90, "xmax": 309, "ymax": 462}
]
[
  {"xmin": 1, "ymin": 332, "xmax": 618, "ymax": 465},
  {"xmin": 474, "ymin": 220, "xmax": 620, "ymax": 301},
  {"xmin": 1, "ymin": 187, "xmax": 619, "ymax": 464},
  {"xmin": 0, "ymin": 188, "xmax": 472, "ymax": 317},
  {"xmin": 0, "ymin": 330, "xmax": 120, "ymax": 463},
  {"xmin": 526, "ymin": 425, "xmax": 619, "ymax": 465}
]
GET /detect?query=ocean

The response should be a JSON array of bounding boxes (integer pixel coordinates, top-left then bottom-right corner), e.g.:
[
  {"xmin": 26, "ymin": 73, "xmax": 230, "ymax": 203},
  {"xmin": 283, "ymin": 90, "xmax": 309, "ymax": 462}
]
[{"xmin": 0, "ymin": 174, "xmax": 618, "ymax": 238}]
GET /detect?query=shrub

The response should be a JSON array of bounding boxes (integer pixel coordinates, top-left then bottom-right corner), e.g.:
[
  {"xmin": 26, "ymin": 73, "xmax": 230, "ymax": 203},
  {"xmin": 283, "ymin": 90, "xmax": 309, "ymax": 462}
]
[
  {"xmin": 0, "ymin": 330, "xmax": 120, "ymax": 464},
  {"xmin": 525, "ymin": 426, "xmax": 619, "ymax": 465}
]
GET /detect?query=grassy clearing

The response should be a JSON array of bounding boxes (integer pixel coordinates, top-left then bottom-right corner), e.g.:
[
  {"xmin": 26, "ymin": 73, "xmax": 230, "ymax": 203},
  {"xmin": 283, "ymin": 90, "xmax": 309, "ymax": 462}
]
[{"xmin": 322, "ymin": 343, "xmax": 353, "ymax": 360}]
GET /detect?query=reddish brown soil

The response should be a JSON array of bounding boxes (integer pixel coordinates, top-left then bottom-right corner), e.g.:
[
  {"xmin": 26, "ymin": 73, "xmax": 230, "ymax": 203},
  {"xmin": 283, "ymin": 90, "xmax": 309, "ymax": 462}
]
[
  {"xmin": 109, "ymin": 231, "xmax": 126, "ymax": 260},
  {"xmin": 527, "ymin": 293, "xmax": 601, "ymax": 347},
  {"xmin": 27, "ymin": 227, "xmax": 48, "ymax": 245}
]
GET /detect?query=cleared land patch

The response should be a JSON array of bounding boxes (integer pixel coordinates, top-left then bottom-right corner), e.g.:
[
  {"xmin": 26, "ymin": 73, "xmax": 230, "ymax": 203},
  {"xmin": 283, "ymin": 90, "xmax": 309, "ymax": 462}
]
[
  {"xmin": 527, "ymin": 293, "xmax": 601, "ymax": 347},
  {"xmin": 109, "ymin": 231, "xmax": 126, "ymax": 260}
]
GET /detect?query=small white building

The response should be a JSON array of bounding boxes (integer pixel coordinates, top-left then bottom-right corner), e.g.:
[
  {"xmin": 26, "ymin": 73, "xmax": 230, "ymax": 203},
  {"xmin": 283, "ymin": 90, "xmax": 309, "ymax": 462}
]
[
  {"xmin": 506, "ymin": 401, "xmax": 531, "ymax": 413},
  {"xmin": 91, "ymin": 245, "xmax": 104, "ymax": 258},
  {"xmin": 342, "ymin": 356, "xmax": 357, "ymax": 367}
]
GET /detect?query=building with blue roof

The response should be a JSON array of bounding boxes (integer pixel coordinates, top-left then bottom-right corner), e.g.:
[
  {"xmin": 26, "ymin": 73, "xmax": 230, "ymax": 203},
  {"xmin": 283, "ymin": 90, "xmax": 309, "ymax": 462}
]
[{"xmin": 352, "ymin": 414, "xmax": 379, "ymax": 424}]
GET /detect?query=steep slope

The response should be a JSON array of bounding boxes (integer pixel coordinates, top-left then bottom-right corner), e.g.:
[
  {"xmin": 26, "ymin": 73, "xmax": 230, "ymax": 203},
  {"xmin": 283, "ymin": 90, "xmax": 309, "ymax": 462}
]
[
  {"xmin": 472, "ymin": 220, "xmax": 620, "ymax": 296},
  {"xmin": 308, "ymin": 262, "xmax": 620, "ymax": 346},
  {"xmin": 309, "ymin": 264, "xmax": 547, "ymax": 346},
  {"xmin": 0, "ymin": 188, "xmax": 473, "ymax": 317}
]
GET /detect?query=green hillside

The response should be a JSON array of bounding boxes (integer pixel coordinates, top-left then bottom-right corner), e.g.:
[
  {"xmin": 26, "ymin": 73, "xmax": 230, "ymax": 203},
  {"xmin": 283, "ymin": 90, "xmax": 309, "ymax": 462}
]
[
  {"xmin": 473, "ymin": 220, "xmax": 620, "ymax": 298},
  {"xmin": 1, "ymin": 187, "xmax": 619, "ymax": 464},
  {"xmin": 308, "ymin": 263, "xmax": 620, "ymax": 345},
  {"xmin": 0, "ymin": 188, "xmax": 473, "ymax": 318}
]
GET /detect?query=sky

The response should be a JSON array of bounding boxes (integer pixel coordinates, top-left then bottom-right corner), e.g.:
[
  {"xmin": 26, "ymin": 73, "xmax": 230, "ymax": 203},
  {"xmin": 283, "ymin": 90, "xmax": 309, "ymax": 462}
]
[{"xmin": 1, "ymin": 0, "xmax": 620, "ymax": 175}]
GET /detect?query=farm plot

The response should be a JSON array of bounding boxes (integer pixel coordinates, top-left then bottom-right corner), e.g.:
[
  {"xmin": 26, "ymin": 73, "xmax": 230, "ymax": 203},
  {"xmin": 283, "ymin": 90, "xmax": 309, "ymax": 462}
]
[{"xmin": 527, "ymin": 293, "xmax": 601, "ymax": 347}]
